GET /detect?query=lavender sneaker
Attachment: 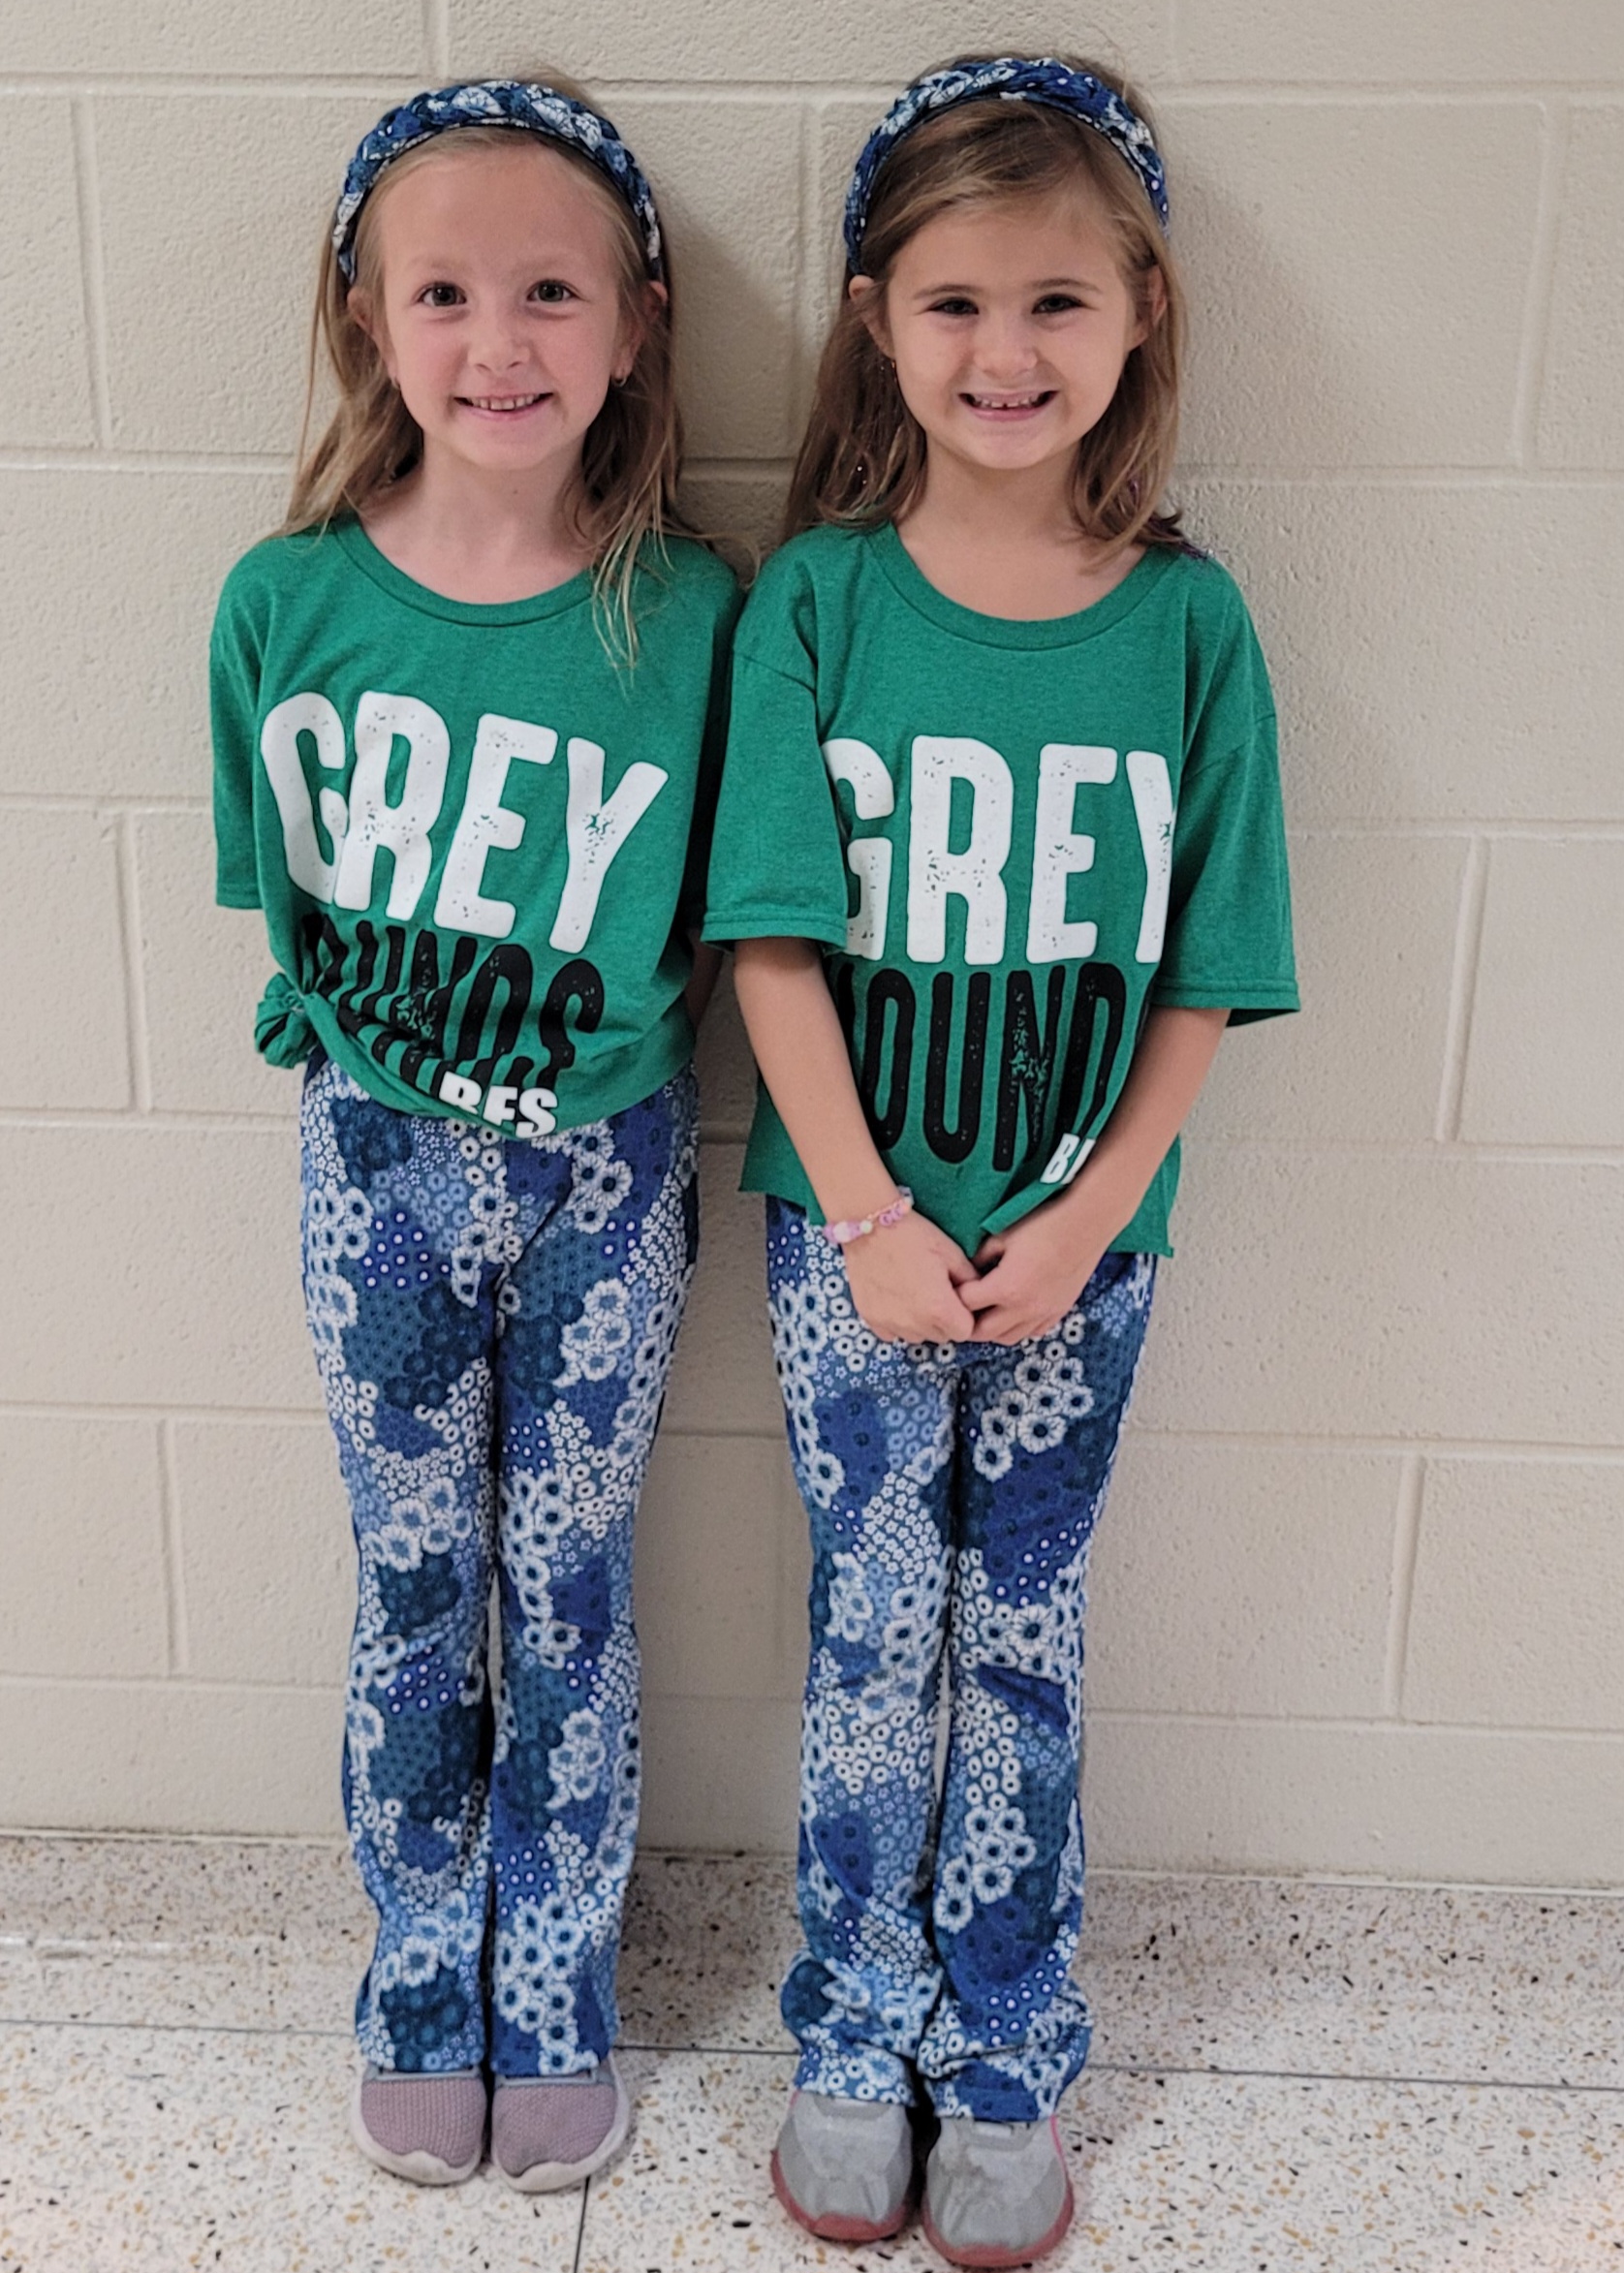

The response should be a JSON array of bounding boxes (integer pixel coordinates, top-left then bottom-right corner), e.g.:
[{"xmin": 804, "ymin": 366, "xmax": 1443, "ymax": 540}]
[
  {"xmin": 491, "ymin": 2060, "xmax": 631, "ymax": 2192},
  {"xmin": 350, "ymin": 2067, "xmax": 485, "ymax": 2185}
]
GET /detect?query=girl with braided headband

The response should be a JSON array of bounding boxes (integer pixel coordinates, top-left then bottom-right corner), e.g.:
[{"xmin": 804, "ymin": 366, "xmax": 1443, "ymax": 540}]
[
  {"xmin": 210, "ymin": 73, "xmax": 737, "ymax": 2195},
  {"xmin": 704, "ymin": 53, "xmax": 1297, "ymax": 2265}
]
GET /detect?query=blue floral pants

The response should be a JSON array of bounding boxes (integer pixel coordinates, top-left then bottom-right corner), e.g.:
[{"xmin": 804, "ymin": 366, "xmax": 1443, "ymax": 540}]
[
  {"xmin": 300, "ymin": 1054, "xmax": 699, "ymax": 2076},
  {"xmin": 765, "ymin": 1199, "xmax": 1155, "ymax": 2122}
]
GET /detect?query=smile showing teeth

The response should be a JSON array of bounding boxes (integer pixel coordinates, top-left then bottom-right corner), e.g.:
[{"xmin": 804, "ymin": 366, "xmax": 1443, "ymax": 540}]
[
  {"xmin": 461, "ymin": 392, "xmax": 547, "ymax": 412},
  {"xmin": 964, "ymin": 390, "xmax": 1051, "ymax": 410}
]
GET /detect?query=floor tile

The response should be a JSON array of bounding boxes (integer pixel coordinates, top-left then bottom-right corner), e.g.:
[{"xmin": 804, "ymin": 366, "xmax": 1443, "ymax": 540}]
[
  {"xmin": 0, "ymin": 2023, "xmax": 581, "ymax": 2273},
  {"xmin": 0, "ymin": 1832, "xmax": 364, "ymax": 1949},
  {"xmin": 0, "ymin": 1940, "xmax": 356, "ymax": 2037},
  {"xmin": 580, "ymin": 2048, "xmax": 936, "ymax": 2272},
  {"xmin": 618, "ymin": 1852, "xmax": 798, "ymax": 2052},
  {"xmin": 579, "ymin": 2051, "xmax": 1623, "ymax": 2273},
  {"xmin": 4, "ymin": 1841, "xmax": 1620, "ymax": 2097},
  {"xmin": 1083, "ymin": 1875, "xmax": 1624, "ymax": 2089},
  {"xmin": 1059, "ymin": 2066, "xmax": 1624, "ymax": 2272}
]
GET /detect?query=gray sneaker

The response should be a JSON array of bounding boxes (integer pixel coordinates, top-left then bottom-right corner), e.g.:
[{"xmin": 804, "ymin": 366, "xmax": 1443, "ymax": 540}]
[
  {"xmin": 491, "ymin": 2060, "xmax": 631, "ymax": 2192},
  {"xmin": 921, "ymin": 2113, "xmax": 1074, "ymax": 2268},
  {"xmin": 771, "ymin": 2088, "xmax": 916, "ymax": 2241},
  {"xmin": 350, "ymin": 2067, "xmax": 485, "ymax": 2185}
]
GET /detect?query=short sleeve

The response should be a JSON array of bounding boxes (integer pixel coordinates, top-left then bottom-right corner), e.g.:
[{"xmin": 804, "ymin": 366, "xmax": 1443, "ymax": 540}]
[
  {"xmin": 210, "ymin": 569, "xmax": 264, "ymax": 910},
  {"xmin": 702, "ymin": 590, "xmax": 851, "ymax": 950},
  {"xmin": 1152, "ymin": 607, "xmax": 1298, "ymax": 1024}
]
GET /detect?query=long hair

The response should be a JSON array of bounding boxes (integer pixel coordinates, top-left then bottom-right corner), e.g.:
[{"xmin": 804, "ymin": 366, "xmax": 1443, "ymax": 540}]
[
  {"xmin": 787, "ymin": 56, "xmax": 1185, "ymax": 552},
  {"xmin": 284, "ymin": 78, "xmax": 688, "ymax": 653}
]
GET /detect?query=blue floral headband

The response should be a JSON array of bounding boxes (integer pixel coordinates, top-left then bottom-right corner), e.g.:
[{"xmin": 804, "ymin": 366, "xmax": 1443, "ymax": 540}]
[
  {"xmin": 843, "ymin": 57, "xmax": 1170, "ymax": 270},
  {"xmin": 331, "ymin": 79, "xmax": 664, "ymax": 285}
]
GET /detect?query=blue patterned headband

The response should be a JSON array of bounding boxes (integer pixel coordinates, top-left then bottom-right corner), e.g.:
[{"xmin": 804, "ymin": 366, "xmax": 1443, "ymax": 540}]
[
  {"xmin": 331, "ymin": 79, "xmax": 664, "ymax": 285},
  {"xmin": 844, "ymin": 57, "xmax": 1169, "ymax": 269}
]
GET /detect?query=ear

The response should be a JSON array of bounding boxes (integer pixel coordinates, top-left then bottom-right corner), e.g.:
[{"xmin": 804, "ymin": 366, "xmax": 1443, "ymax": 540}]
[
  {"xmin": 1132, "ymin": 263, "xmax": 1168, "ymax": 350},
  {"xmin": 348, "ymin": 285, "xmax": 397, "ymax": 382},
  {"xmin": 614, "ymin": 276, "xmax": 668, "ymax": 385},
  {"xmin": 848, "ymin": 273, "xmax": 892, "ymax": 359}
]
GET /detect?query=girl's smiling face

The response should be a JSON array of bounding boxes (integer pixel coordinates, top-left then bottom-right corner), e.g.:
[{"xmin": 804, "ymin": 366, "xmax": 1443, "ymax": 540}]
[
  {"xmin": 853, "ymin": 195, "xmax": 1156, "ymax": 487},
  {"xmin": 354, "ymin": 140, "xmax": 648, "ymax": 483}
]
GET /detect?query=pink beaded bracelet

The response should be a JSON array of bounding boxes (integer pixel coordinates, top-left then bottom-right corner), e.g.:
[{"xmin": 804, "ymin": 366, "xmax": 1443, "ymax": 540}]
[{"xmin": 821, "ymin": 1188, "xmax": 914, "ymax": 1247}]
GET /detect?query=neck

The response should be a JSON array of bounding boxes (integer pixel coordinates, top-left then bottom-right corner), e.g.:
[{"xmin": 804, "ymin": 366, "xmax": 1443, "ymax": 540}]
[
  {"xmin": 891, "ymin": 440, "xmax": 1143, "ymax": 622},
  {"xmin": 903, "ymin": 446, "xmax": 1083, "ymax": 554},
  {"xmin": 363, "ymin": 443, "xmax": 594, "ymax": 602}
]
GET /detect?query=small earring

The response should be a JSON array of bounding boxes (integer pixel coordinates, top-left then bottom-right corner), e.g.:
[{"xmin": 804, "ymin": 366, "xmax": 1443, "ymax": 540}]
[{"xmin": 610, "ymin": 371, "xmax": 629, "ymax": 389}]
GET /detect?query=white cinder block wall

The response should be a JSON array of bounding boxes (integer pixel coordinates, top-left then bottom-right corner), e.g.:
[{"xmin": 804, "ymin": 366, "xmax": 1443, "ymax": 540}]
[{"xmin": 2, "ymin": 0, "xmax": 1621, "ymax": 1885}]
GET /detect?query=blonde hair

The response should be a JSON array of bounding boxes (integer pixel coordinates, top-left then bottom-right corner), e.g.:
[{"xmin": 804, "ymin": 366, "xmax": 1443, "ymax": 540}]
[
  {"xmin": 285, "ymin": 75, "xmax": 688, "ymax": 651},
  {"xmin": 787, "ymin": 55, "xmax": 1185, "ymax": 552}
]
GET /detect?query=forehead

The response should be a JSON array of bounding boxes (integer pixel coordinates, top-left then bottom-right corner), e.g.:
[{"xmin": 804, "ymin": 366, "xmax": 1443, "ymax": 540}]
[
  {"xmin": 371, "ymin": 138, "xmax": 620, "ymax": 265},
  {"xmin": 894, "ymin": 191, "xmax": 1125, "ymax": 283}
]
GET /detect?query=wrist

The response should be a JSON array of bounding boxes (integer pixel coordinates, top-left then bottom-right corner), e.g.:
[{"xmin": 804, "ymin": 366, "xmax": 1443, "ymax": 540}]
[
  {"xmin": 822, "ymin": 1188, "xmax": 914, "ymax": 1248},
  {"xmin": 1047, "ymin": 1145, "xmax": 1142, "ymax": 1238}
]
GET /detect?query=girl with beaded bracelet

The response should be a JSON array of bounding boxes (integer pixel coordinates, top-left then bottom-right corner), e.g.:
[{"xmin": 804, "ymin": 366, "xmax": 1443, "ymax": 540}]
[
  {"xmin": 210, "ymin": 75, "xmax": 735, "ymax": 2193},
  {"xmin": 704, "ymin": 55, "xmax": 1296, "ymax": 2267}
]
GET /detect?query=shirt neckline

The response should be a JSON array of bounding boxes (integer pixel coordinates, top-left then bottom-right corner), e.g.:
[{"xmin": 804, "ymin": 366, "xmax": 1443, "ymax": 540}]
[
  {"xmin": 329, "ymin": 515, "xmax": 595, "ymax": 626},
  {"xmin": 868, "ymin": 518, "xmax": 1176, "ymax": 649}
]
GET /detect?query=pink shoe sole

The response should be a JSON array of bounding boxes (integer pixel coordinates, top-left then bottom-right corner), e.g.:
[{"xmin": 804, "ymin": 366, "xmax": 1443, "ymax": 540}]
[{"xmin": 770, "ymin": 2146, "xmax": 911, "ymax": 2244}]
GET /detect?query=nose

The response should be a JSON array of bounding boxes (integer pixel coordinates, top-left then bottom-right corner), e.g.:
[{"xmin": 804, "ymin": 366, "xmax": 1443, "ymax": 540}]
[
  {"xmin": 467, "ymin": 302, "xmax": 530, "ymax": 376},
  {"xmin": 972, "ymin": 307, "xmax": 1041, "ymax": 383}
]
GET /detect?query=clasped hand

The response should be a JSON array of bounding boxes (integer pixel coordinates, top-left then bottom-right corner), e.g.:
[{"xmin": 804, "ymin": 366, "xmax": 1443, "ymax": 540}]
[{"xmin": 841, "ymin": 1193, "xmax": 1113, "ymax": 1348}]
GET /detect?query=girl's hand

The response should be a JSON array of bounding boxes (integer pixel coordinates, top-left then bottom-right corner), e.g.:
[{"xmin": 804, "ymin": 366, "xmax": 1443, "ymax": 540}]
[
  {"xmin": 843, "ymin": 1210, "xmax": 982, "ymax": 1344},
  {"xmin": 963, "ymin": 1008, "xmax": 1232, "ymax": 1346},
  {"xmin": 961, "ymin": 1190, "xmax": 1119, "ymax": 1346}
]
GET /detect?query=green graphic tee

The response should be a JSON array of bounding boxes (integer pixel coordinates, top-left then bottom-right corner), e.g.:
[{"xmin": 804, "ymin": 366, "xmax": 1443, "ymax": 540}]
[
  {"xmin": 212, "ymin": 520, "xmax": 738, "ymax": 1134},
  {"xmin": 703, "ymin": 523, "xmax": 1297, "ymax": 1257}
]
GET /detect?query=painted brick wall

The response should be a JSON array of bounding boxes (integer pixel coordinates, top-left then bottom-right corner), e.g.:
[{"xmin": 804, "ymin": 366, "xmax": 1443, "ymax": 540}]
[{"xmin": 2, "ymin": 0, "xmax": 1621, "ymax": 1884}]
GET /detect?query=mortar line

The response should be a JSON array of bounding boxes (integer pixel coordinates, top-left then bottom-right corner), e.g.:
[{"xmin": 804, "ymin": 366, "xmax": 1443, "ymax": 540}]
[
  {"xmin": 1510, "ymin": 96, "xmax": 1571, "ymax": 463},
  {"xmin": 1084, "ymin": 1707, "xmax": 1624, "ymax": 1740},
  {"xmin": 111, "ymin": 811, "xmax": 154, "ymax": 1113},
  {"xmin": 0, "ymin": 2010, "xmax": 1618, "ymax": 2102},
  {"xmin": 7, "ymin": 794, "xmax": 1624, "ymax": 838},
  {"xmin": 1165, "ymin": 0, "xmax": 1183, "ymax": 83},
  {"xmin": 1433, "ymin": 836, "xmax": 1491, "ymax": 1142},
  {"xmin": 6, "ymin": 448, "xmax": 1624, "ymax": 486},
  {"xmin": 1, "ymin": 1412, "xmax": 1622, "ymax": 1462},
  {"xmin": 1183, "ymin": 465, "xmax": 1624, "ymax": 486},
  {"xmin": 4, "ymin": 73, "xmax": 1624, "ymax": 98},
  {"xmin": 10, "ymin": 1110, "xmax": 1617, "ymax": 1160},
  {"xmin": 156, "ymin": 1417, "xmax": 189, "ymax": 1678},
  {"xmin": 423, "ymin": 0, "xmax": 450, "ymax": 77},
  {"xmin": 0, "ymin": 1107, "xmax": 295, "ymax": 1131},
  {"xmin": 0, "ymin": 1666, "xmax": 1618, "ymax": 1740},
  {"xmin": 0, "ymin": 75, "xmax": 469, "ymax": 99},
  {"xmin": 0, "ymin": 794, "xmax": 211, "ymax": 812},
  {"xmin": 1, "ymin": 1823, "xmax": 1618, "ymax": 1897},
  {"xmin": 1382, "ymin": 1453, "xmax": 1425, "ymax": 1718},
  {"xmin": 787, "ymin": 93, "xmax": 812, "ymax": 437},
  {"xmin": 0, "ymin": 450, "xmax": 293, "ymax": 474},
  {"xmin": 69, "ymin": 97, "xmax": 113, "ymax": 448},
  {"xmin": 571, "ymin": 2177, "xmax": 590, "ymax": 2273}
]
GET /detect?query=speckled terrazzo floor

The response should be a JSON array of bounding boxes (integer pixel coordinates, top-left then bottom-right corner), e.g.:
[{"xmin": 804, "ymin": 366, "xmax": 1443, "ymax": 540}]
[{"xmin": 1, "ymin": 1842, "xmax": 1619, "ymax": 2271}]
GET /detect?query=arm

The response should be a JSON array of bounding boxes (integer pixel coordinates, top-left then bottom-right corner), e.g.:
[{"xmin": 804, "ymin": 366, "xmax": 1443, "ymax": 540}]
[
  {"xmin": 683, "ymin": 938, "xmax": 723, "ymax": 1028},
  {"xmin": 961, "ymin": 1005, "xmax": 1229, "ymax": 1345},
  {"xmin": 733, "ymin": 936, "xmax": 980, "ymax": 1342}
]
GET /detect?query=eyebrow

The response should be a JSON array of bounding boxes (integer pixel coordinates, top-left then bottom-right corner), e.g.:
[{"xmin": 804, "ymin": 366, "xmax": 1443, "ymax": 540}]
[{"xmin": 910, "ymin": 274, "xmax": 1104, "ymax": 298}]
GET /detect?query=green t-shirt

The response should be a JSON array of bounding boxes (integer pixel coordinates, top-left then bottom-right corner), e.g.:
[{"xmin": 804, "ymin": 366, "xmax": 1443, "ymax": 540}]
[
  {"xmin": 212, "ymin": 519, "xmax": 738, "ymax": 1133},
  {"xmin": 703, "ymin": 523, "xmax": 1297, "ymax": 1257}
]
